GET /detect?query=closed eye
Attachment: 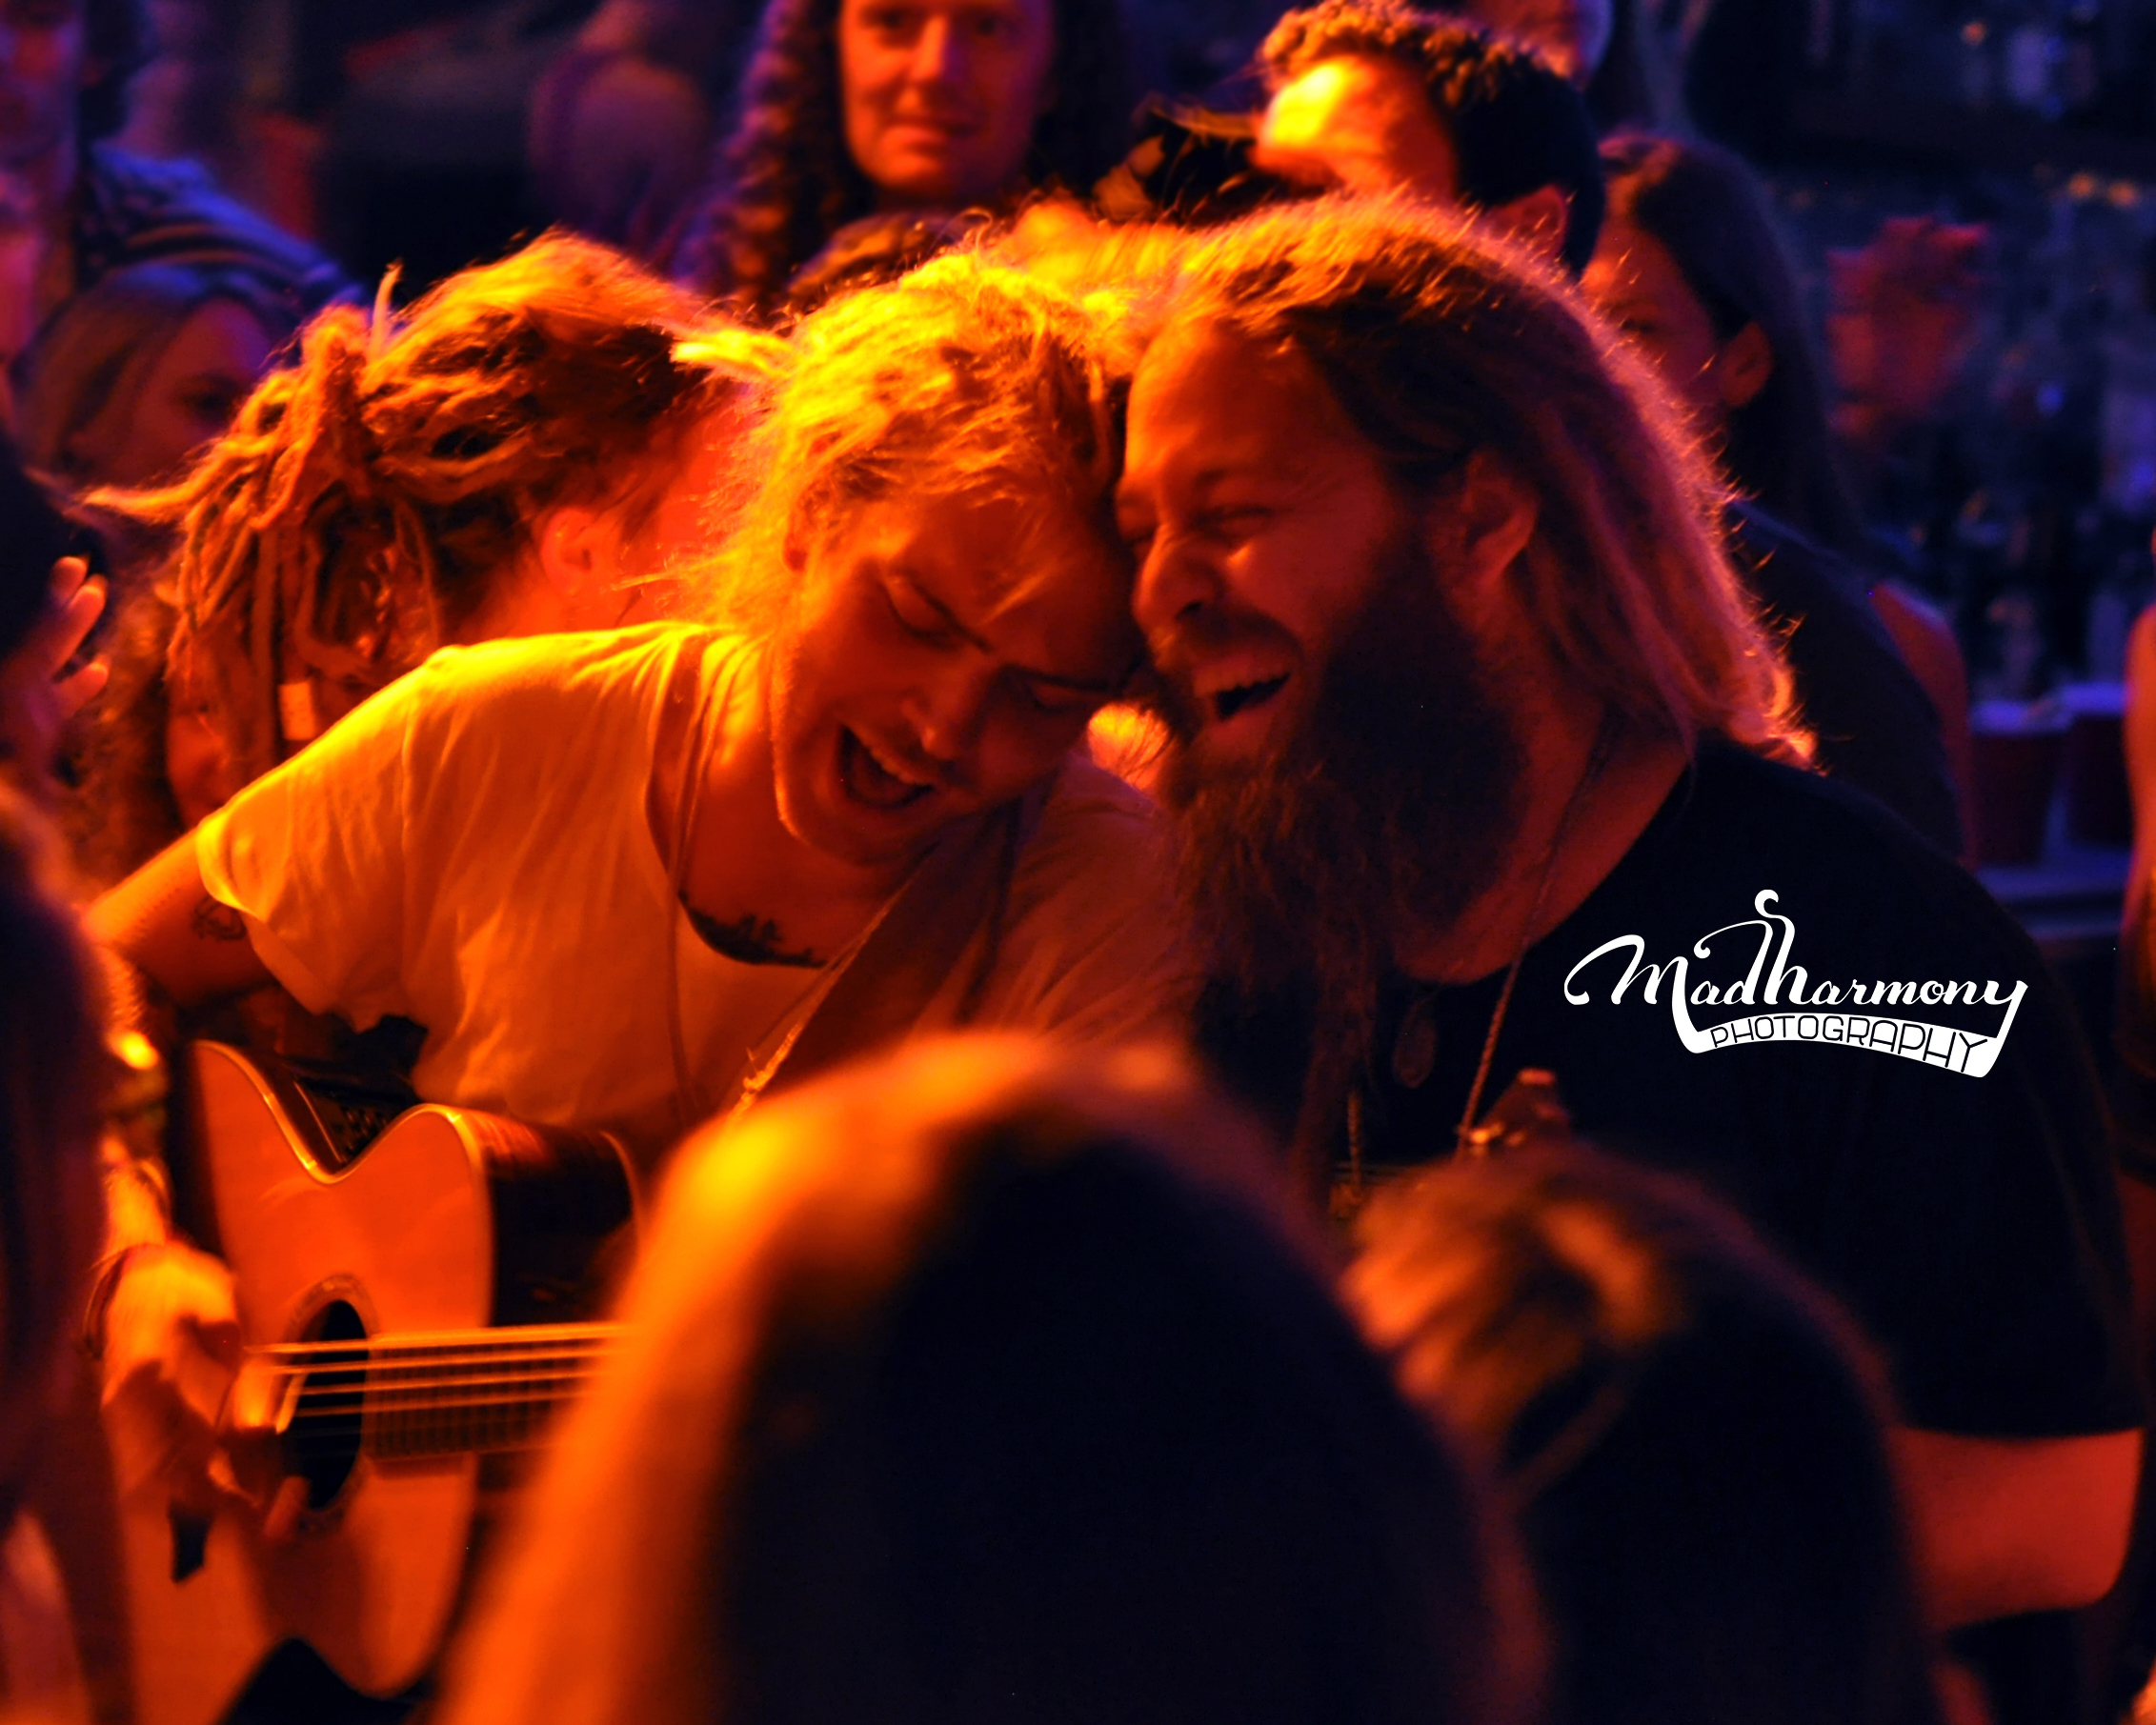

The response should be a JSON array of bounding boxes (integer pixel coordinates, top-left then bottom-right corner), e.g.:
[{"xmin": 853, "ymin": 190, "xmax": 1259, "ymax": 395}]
[{"xmin": 883, "ymin": 579, "xmax": 956, "ymax": 644}]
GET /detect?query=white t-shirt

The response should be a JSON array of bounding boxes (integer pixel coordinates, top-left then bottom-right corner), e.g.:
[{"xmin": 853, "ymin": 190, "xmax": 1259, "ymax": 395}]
[{"xmin": 196, "ymin": 626, "xmax": 1190, "ymax": 1179}]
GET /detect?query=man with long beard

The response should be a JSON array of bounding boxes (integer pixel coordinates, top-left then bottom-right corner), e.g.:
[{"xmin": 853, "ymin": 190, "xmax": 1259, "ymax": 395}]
[{"xmin": 1117, "ymin": 199, "xmax": 2140, "ymax": 1725}]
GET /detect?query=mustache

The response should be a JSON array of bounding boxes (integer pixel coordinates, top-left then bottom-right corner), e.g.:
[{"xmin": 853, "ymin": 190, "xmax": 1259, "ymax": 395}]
[{"xmin": 1139, "ymin": 609, "xmax": 1302, "ymax": 742}]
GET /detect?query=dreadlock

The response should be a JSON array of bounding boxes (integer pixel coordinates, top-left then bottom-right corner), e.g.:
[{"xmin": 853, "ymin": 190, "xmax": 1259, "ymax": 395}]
[{"xmin": 105, "ymin": 233, "xmax": 783, "ymax": 792}]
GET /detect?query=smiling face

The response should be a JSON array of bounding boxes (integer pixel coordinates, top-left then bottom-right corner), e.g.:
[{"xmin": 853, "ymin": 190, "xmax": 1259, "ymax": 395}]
[
  {"xmin": 1120, "ymin": 321, "xmax": 1412, "ymax": 775},
  {"xmin": 837, "ymin": 0, "xmax": 1057, "ymax": 210},
  {"xmin": 1254, "ymin": 55, "xmax": 1459, "ymax": 202},
  {"xmin": 767, "ymin": 488, "xmax": 1137, "ymax": 867}
]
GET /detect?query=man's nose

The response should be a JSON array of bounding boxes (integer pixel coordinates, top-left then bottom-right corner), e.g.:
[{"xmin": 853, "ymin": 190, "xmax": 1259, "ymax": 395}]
[
  {"xmin": 907, "ymin": 14, "xmax": 964, "ymax": 84},
  {"xmin": 1132, "ymin": 536, "xmax": 1220, "ymax": 639},
  {"xmin": 902, "ymin": 656, "xmax": 995, "ymax": 768}
]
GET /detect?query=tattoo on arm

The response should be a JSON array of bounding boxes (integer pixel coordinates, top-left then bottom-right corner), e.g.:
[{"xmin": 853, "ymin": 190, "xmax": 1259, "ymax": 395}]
[{"xmin": 189, "ymin": 896, "xmax": 249, "ymax": 943}]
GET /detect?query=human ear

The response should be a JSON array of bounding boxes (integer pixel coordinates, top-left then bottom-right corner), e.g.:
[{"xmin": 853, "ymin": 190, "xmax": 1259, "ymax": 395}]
[
  {"xmin": 535, "ymin": 506, "xmax": 615, "ymax": 611},
  {"xmin": 1713, "ymin": 321, "xmax": 1775, "ymax": 411},
  {"xmin": 1426, "ymin": 451, "xmax": 1540, "ymax": 613},
  {"xmin": 1485, "ymin": 186, "xmax": 1571, "ymax": 270}
]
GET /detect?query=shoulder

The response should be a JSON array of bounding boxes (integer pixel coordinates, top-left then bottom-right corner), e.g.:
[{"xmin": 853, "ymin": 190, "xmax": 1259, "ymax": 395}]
[
  {"xmin": 387, "ymin": 625, "xmax": 732, "ymax": 754},
  {"xmin": 1020, "ymin": 752, "xmax": 1169, "ymax": 875},
  {"xmin": 74, "ymin": 146, "xmax": 356, "ymax": 311},
  {"xmin": 1678, "ymin": 748, "xmax": 1999, "ymax": 929}
]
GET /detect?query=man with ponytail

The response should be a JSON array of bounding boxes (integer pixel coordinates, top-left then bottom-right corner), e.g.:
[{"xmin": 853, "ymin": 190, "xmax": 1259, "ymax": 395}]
[{"xmin": 71, "ymin": 231, "xmax": 776, "ymax": 875}]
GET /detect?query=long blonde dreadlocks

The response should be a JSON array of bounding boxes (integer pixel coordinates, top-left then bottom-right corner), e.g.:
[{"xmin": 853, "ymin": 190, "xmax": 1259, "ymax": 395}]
[{"xmin": 108, "ymin": 232, "xmax": 783, "ymax": 792}]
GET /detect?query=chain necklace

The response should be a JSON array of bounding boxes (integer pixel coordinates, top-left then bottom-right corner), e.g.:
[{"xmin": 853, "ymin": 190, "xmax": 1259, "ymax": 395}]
[{"xmin": 1345, "ymin": 716, "xmax": 1621, "ymax": 1196}]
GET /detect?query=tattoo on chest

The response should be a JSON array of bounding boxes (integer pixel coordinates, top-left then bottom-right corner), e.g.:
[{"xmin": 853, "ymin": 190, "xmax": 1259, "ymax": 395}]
[
  {"xmin": 685, "ymin": 907, "xmax": 823, "ymax": 969},
  {"xmin": 190, "ymin": 897, "xmax": 249, "ymax": 942}
]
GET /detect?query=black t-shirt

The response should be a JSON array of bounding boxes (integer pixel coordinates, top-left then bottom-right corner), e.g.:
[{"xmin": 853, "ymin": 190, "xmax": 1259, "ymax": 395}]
[
  {"xmin": 1315, "ymin": 743, "xmax": 2138, "ymax": 1442},
  {"xmin": 1199, "ymin": 743, "xmax": 2138, "ymax": 1725}
]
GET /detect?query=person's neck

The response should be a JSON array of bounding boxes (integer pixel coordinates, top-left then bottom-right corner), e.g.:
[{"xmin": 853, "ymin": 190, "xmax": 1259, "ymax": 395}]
[
  {"xmin": 674, "ymin": 652, "xmax": 925, "ymax": 962},
  {"xmin": 1393, "ymin": 696, "xmax": 1689, "ymax": 986}
]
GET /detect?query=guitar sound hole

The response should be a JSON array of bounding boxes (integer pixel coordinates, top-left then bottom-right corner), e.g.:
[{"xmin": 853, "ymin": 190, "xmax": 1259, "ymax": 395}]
[{"xmin": 285, "ymin": 1300, "xmax": 369, "ymax": 1512}]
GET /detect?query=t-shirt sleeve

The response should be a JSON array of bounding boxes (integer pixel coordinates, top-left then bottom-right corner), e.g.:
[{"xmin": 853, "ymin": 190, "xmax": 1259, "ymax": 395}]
[
  {"xmin": 194, "ymin": 672, "xmax": 421, "ymax": 1030},
  {"xmin": 973, "ymin": 759, "xmax": 1197, "ymax": 1050}
]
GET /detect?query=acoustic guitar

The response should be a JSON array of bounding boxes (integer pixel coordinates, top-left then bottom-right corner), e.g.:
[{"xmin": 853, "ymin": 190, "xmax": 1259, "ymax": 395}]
[{"xmin": 113, "ymin": 1042, "xmax": 635, "ymax": 1725}]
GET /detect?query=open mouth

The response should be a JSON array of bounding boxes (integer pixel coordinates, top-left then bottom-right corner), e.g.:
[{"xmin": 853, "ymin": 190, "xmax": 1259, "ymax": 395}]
[
  {"xmin": 1211, "ymin": 675, "xmax": 1290, "ymax": 724},
  {"xmin": 838, "ymin": 727, "xmax": 936, "ymax": 812}
]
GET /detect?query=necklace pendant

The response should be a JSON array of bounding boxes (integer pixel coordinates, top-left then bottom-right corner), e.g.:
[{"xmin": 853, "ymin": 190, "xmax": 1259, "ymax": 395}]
[{"xmin": 1391, "ymin": 993, "xmax": 1440, "ymax": 1090}]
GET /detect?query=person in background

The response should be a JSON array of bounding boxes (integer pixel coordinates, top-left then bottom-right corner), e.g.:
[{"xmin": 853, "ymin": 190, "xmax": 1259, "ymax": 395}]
[
  {"xmin": 1250, "ymin": 3, "xmax": 1603, "ymax": 277},
  {"xmin": 20, "ymin": 257, "xmax": 300, "ymax": 490},
  {"xmin": 527, "ymin": 0, "xmax": 758, "ymax": 259},
  {"xmin": 1584, "ymin": 131, "xmax": 1966, "ymax": 856},
  {"xmin": 66, "ymin": 232, "xmax": 779, "ymax": 885},
  {"xmin": 1117, "ymin": 198, "xmax": 2140, "ymax": 1725},
  {"xmin": 1351, "ymin": 1140, "xmax": 1960, "ymax": 1725},
  {"xmin": 673, "ymin": 0, "xmax": 1136, "ymax": 317},
  {"xmin": 437, "ymin": 1033, "xmax": 1539, "ymax": 1725},
  {"xmin": 0, "ymin": 0, "xmax": 350, "ymax": 463}
]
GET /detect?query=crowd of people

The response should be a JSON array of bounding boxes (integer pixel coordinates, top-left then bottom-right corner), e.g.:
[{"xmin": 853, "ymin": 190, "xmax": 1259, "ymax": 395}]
[{"xmin": 2, "ymin": 2, "xmax": 2151, "ymax": 1724}]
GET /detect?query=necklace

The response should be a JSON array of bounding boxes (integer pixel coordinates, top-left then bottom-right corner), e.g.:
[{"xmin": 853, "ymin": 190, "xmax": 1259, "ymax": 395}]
[
  {"xmin": 1347, "ymin": 716, "xmax": 1621, "ymax": 1193},
  {"xmin": 662, "ymin": 643, "xmax": 914, "ymax": 1131}
]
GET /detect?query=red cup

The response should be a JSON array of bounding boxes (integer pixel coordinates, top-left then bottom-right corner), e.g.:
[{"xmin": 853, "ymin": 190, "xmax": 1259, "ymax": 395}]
[{"xmin": 1971, "ymin": 697, "xmax": 2069, "ymax": 866}]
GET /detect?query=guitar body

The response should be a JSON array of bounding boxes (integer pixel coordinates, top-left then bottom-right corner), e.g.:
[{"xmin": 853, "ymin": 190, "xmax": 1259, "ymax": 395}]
[{"xmin": 117, "ymin": 1043, "xmax": 633, "ymax": 1725}]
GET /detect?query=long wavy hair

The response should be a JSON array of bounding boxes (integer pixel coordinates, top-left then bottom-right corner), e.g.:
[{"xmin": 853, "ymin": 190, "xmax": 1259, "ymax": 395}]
[
  {"xmin": 677, "ymin": 0, "xmax": 1136, "ymax": 316},
  {"xmin": 1161, "ymin": 198, "xmax": 1801, "ymax": 760},
  {"xmin": 701, "ymin": 244, "xmax": 1125, "ymax": 635},
  {"xmin": 101, "ymin": 233, "xmax": 784, "ymax": 794}
]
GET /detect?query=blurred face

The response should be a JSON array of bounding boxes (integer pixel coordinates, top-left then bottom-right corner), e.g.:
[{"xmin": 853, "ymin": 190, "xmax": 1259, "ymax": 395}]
[
  {"xmin": 0, "ymin": 0, "xmax": 88, "ymax": 170},
  {"xmin": 838, "ymin": 0, "xmax": 1057, "ymax": 210},
  {"xmin": 1583, "ymin": 213, "xmax": 1739, "ymax": 440},
  {"xmin": 768, "ymin": 488, "xmax": 1138, "ymax": 867},
  {"xmin": 1461, "ymin": 0, "xmax": 1613, "ymax": 84},
  {"xmin": 91, "ymin": 299, "xmax": 274, "ymax": 489},
  {"xmin": 1255, "ymin": 56, "xmax": 1459, "ymax": 202},
  {"xmin": 1120, "ymin": 322, "xmax": 1408, "ymax": 775}
]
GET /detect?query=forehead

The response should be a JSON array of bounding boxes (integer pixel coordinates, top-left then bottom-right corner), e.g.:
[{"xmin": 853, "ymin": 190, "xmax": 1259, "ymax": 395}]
[
  {"xmin": 841, "ymin": 0, "xmax": 1050, "ymax": 30},
  {"xmin": 1259, "ymin": 55, "xmax": 1459, "ymax": 198},
  {"xmin": 1123, "ymin": 323, "xmax": 1364, "ymax": 493},
  {"xmin": 826, "ymin": 488, "xmax": 1130, "ymax": 654}
]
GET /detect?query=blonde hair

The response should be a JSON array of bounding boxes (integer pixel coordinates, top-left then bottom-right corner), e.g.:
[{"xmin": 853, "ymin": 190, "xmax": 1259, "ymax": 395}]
[
  {"xmin": 702, "ymin": 248, "xmax": 1127, "ymax": 635},
  {"xmin": 106, "ymin": 233, "xmax": 787, "ymax": 790},
  {"xmin": 1161, "ymin": 198, "xmax": 1803, "ymax": 759}
]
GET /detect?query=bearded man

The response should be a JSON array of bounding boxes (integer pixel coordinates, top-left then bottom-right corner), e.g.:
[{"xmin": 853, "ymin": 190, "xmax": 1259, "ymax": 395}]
[{"xmin": 1116, "ymin": 199, "xmax": 2139, "ymax": 1725}]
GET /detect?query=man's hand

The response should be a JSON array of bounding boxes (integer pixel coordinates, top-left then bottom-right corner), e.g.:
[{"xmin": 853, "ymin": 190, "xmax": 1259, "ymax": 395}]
[
  {"xmin": 99, "ymin": 1241, "xmax": 274, "ymax": 1524},
  {"xmin": 1, "ymin": 555, "xmax": 109, "ymax": 784}
]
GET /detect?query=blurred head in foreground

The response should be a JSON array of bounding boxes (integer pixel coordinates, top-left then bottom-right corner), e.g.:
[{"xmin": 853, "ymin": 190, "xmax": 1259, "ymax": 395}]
[
  {"xmin": 441, "ymin": 1034, "xmax": 1537, "ymax": 1725},
  {"xmin": 1348, "ymin": 1142, "xmax": 1946, "ymax": 1725}
]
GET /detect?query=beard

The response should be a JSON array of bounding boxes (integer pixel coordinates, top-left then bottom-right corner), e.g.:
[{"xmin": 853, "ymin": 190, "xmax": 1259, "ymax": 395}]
[{"xmin": 1159, "ymin": 530, "xmax": 1526, "ymax": 1148}]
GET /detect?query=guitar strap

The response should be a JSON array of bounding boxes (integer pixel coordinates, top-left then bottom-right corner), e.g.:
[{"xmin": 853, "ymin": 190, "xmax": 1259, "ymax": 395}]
[{"xmin": 735, "ymin": 790, "xmax": 1030, "ymax": 1113}]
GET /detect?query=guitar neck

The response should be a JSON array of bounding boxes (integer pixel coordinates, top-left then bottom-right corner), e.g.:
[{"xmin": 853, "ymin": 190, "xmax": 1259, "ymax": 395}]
[{"xmin": 265, "ymin": 1323, "xmax": 624, "ymax": 1463}]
